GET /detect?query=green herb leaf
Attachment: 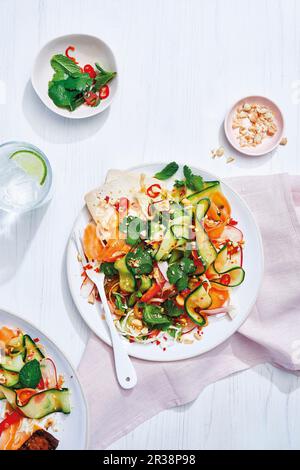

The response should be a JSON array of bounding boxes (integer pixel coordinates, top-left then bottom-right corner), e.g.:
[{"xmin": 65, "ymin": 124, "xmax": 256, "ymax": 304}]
[
  {"xmin": 113, "ymin": 292, "xmax": 127, "ymax": 312},
  {"xmin": 19, "ymin": 359, "xmax": 42, "ymax": 389},
  {"xmin": 176, "ymin": 276, "xmax": 189, "ymax": 291},
  {"xmin": 50, "ymin": 54, "xmax": 82, "ymax": 77},
  {"xmin": 51, "ymin": 70, "xmax": 68, "ymax": 82},
  {"xmin": 93, "ymin": 63, "xmax": 117, "ymax": 91},
  {"xmin": 183, "ymin": 165, "xmax": 204, "ymax": 191},
  {"xmin": 64, "ymin": 73, "xmax": 93, "ymax": 92},
  {"xmin": 48, "ymin": 82, "xmax": 79, "ymax": 110},
  {"xmin": 180, "ymin": 257, "xmax": 196, "ymax": 275},
  {"xmin": 167, "ymin": 264, "xmax": 183, "ymax": 284},
  {"xmin": 154, "ymin": 162, "xmax": 179, "ymax": 180},
  {"xmin": 142, "ymin": 304, "xmax": 171, "ymax": 327},
  {"xmin": 126, "ymin": 246, "xmax": 153, "ymax": 275},
  {"xmin": 167, "ymin": 257, "xmax": 196, "ymax": 291},
  {"xmin": 100, "ymin": 262, "xmax": 118, "ymax": 277},
  {"xmin": 163, "ymin": 299, "xmax": 182, "ymax": 317},
  {"xmin": 174, "ymin": 180, "xmax": 185, "ymax": 188}
]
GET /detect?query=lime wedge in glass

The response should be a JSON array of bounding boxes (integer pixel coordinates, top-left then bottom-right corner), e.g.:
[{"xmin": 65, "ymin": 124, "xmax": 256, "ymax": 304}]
[{"xmin": 9, "ymin": 150, "xmax": 48, "ymax": 185}]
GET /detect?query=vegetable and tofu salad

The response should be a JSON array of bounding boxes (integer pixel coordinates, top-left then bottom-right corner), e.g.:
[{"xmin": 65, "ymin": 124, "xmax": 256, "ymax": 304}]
[
  {"xmin": 81, "ymin": 163, "xmax": 245, "ymax": 347},
  {"xmin": 0, "ymin": 326, "xmax": 70, "ymax": 450}
]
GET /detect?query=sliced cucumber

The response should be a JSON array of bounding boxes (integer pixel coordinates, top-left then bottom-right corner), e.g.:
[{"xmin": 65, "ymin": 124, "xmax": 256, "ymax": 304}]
[
  {"xmin": 185, "ymin": 284, "xmax": 211, "ymax": 326},
  {"xmin": 211, "ymin": 267, "xmax": 245, "ymax": 287},
  {"xmin": 6, "ymin": 333, "xmax": 24, "ymax": 357},
  {"xmin": 195, "ymin": 199, "xmax": 217, "ymax": 269},
  {"xmin": 0, "ymin": 385, "xmax": 70, "ymax": 419},
  {"xmin": 155, "ymin": 228, "xmax": 185, "ymax": 261},
  {"xmin": 168, "ymin": 249, "xmax": 183, "ymax": 264},
  {"xmin": 0, "ymin": 353, "xmax": 25, "ymax": 372},
  {"xmin": 171, "ymin": 224, "xmax": 190, "ymax": 240},
  {"xmin": 139, "ymin": 275, "xmax": 152, "ymax": 293},
  {"xmin": 214, "ymin": 245, "xmax": 228, "ymax": 273},
  {"xmin": 187, "ymin": 181, "xmax": 220, "ymax": 204},
  {"xmin": 114, "ymin": 256, "xmax": 136, "ymax": 293},
  {"xmin": 0, "ymin": 368, "xmax": 19, "ymax": 387},
  {"xmin": 169, "ymin": 202, "xmax": 185, "ymax": 220},
  {"xmin": 23, "ymin": 335, "xmax": 45, "ymax": 362}
]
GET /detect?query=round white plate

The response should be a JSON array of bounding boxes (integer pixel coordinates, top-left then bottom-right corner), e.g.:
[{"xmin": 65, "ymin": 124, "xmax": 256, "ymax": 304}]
[
  {"xmin": 0, "ymin": 308, "xmax": 88, "ymax": 450},
  {"xmin": 67, "ymin": 164, "xmax": 264, "ymax": 361},
  {"xmin": 32, "ymin": 34, "xmax": 118, "ymax": 119}
]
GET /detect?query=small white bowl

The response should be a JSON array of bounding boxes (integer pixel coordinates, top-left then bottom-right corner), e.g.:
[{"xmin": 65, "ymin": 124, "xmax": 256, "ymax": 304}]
[
  {"xmin": 31, "ymin": 34, "xmax": 118, "ymax": 119},
  {"xmin": 224, "ymin": 95, "xmax": 284, "ymax": 156}
]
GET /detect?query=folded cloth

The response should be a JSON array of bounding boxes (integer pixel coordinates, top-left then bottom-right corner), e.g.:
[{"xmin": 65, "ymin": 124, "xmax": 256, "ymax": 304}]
[{"xmin": 78, "ymin": 174, "xmax": 300, "ymax": 449}]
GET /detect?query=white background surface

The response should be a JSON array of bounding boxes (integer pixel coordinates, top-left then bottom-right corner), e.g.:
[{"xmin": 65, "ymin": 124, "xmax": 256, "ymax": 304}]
[{"xmin": 0, "ymin": 0, "xmax": 299, "ymax": 450}]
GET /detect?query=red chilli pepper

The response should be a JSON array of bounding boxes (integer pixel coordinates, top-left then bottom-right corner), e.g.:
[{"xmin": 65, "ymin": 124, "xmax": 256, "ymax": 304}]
[
  {"xmin": 99, "ymin": 85, "xmax": 110, "ymax": 99},
  {"xmin": 37, "ymin": 377, "xmax": 45, "ymax": 390},
  {"xmin": 220, "ymin": 274, "xmax": 231, "ymax": 286},
  {"xmin": 228, "ymin": 218, "xmax": 238, "ymax": 226},
  {"xmin": 84, "ymin": 91, "xmax": 99, "ymax": 107},
  {"xmin": 146, "ymin": 184, "xmax": 161, "ymax": 199},
  {"xmin": 65, "ymin": 46, "xmax": 78, "ymax": 64},
  {"xmin": 0, "ymin": 411, "xmax": 22, "ymax": 437},
  {"xmin": 83, "ymin": 64, "xmax": 96, "ymax": 79},
  {"xmin": 140, "ymin": 282, "xmax": 161, "ymax": 303},
  {"xmin": 192, "ymin": 250, "xmax": 205, "ymax": 270},
  {"xmin": 115, "ymin": 197, "xmax": 129, "ymax": 212}
]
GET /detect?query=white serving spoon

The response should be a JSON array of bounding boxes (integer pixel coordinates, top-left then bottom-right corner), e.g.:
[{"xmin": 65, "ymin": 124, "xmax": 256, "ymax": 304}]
[{"xmin": 73, "ymin": 231, "xmax": 137, "ymax": 389}]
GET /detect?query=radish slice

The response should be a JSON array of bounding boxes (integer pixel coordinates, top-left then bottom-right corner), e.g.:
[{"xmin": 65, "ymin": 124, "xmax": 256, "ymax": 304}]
[
  {"xmin": 202, "ymin": 306, "xmax": 235, "ymax": 315},
  {"xmin": 40, "ymin": 358, "xmax": 58, "ymax": 389},
  {"xmin": 80, "ymin": 276, "xmax": 94, "ymax": 298},
  {"xmin": 157, "ymin": 261, "xmax": 168, "ymax": 282},
  {"xmin": 220, "ymin": 226, "xmax": 243, "ymax": 243}
]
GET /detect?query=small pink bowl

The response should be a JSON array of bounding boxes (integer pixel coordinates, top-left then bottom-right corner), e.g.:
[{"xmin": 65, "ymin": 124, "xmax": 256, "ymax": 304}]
[{"xmin": 224, "ymin": 95, "xmax": 284, "ymax": 156}]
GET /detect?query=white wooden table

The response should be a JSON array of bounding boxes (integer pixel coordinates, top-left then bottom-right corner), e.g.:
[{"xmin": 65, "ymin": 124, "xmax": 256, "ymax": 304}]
[{"xmin": 0, "ymin": 0, "xmax": 300, "ymax": 450}]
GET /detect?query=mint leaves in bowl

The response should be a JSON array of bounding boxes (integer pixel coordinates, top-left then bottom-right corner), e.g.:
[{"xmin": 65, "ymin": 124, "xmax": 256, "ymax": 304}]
[{"xmin": 32, "ymin": 34, "xmax": 118, "ymax": 119}]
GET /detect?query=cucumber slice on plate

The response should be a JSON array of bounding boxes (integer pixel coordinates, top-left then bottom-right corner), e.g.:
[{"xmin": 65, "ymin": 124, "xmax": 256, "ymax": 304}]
[
  {"xmin": 185, "ymin": 284, "xmax": 211, "ymax": 326},
  {"xmin": 195, "ymin": 199, "xmax": 217, "ymax": 269},
  {"xmin": 10, "ymin": 150, "xmax": 47, "ymax": 185}
]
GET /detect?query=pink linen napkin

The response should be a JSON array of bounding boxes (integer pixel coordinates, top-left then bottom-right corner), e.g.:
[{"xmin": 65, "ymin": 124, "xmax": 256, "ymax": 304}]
[{"xmin": 78, "ymin": 174, "xmax": 300, "ymax": 449}]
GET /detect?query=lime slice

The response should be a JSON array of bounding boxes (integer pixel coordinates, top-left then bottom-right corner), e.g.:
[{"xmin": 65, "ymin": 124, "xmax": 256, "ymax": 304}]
[{"xmin": 10, "ymin": 150, "xmax": 47, "ymax": 185}]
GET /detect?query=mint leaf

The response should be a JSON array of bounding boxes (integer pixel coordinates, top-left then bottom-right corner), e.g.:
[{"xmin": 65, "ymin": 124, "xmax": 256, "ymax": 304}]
[
  {"xmin": 174, "ymin": 180, "xmax": 185, "ymax": 188},
  {"xmin": 51, "ymin": 70, "xmax": 68, "ymax": 82},
  {"xmin": 154, "ymin": 162, "xmax": 179, "ymax": 181},
  {"xmin": 48, "ymin": 82, "xmax": 78, "ymax": 109},
  {"xmin": 64, "ymin": 73, "xmax": 93, "ymax": 92},
  {"xmin": 19, "ymin": 359, "xmax": 42, "ymax": 389},
  {"xmin": 183, "ymin": 165, "xmax": 204, "ymax": 191},
  {"xmin": 50, "ymin": 54, "xmax": 81, "ymax": 77},
  {"xmin": 93, "ymin": 63, "xmax": 117, "ymax": 91},
  {"xmin": 143, "ymin": 304, "xmax": 171, "ymax": 327}
]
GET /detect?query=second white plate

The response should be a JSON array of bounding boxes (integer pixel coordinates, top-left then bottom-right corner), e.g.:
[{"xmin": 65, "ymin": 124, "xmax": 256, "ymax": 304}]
[{"xmin": 0, "ymin": 308, "xmax": 88, "ymax": 449}]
